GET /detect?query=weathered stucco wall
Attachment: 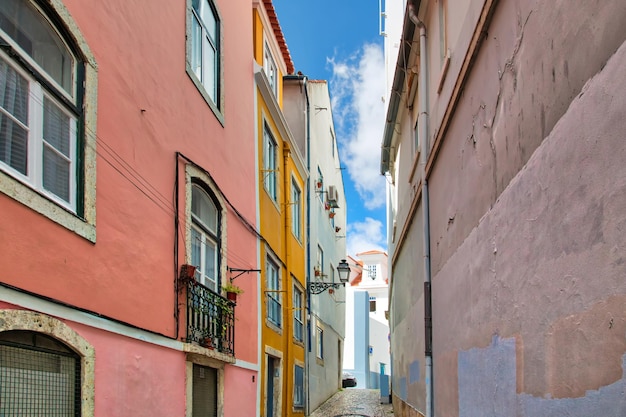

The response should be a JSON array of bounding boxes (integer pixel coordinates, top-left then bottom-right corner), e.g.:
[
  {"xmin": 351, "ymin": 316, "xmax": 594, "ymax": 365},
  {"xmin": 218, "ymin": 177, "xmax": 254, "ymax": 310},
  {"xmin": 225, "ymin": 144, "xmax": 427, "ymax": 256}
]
[
  {"xmin": 432, "ymin": 34, "xmax": 626, "ymax": 417},
  {"xmin": 429, "ymin": 0, "xmax": 626, "ymax": 276}
]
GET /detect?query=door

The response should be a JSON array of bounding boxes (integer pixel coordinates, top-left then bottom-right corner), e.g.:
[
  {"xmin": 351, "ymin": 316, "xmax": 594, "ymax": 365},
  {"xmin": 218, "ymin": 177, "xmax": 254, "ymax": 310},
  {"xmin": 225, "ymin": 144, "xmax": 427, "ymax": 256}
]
[{"xmin": 266, "ymin": 356, "xmax": 275, "ymax": 417}]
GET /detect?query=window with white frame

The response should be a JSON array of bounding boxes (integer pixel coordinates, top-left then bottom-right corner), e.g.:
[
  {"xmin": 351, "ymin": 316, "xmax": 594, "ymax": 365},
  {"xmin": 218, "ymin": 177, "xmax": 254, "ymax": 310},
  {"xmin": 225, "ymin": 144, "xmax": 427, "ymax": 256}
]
[
  {"xmin": 188, "ymin": 0, "xmax": 221, "ymax": 109},
  {"xmin": 316, "ymin": 326, "xmax": 324, "ymax": 359},
  {"xmin": 315, "ymin": 245, "xmax": 324, "ymax": 277},
  {"xmin": 293, "ymin": 285, "xmax": 303, "ymax": 342},
  {"xmin": 263, "ymin": 124, "xmax": 278, "ymax": 201},
  {"xmin": 266, "ymin": 257, "xmax": 281, "ymax": 327},
  {"xmin": 263, "ymin": 43, "xmax": 278, "ymax": 97},
  {"xmin": 294, "ymin": 364, "xmax": 304, "ymax": 408},
  {"xmin": 0, "ymin": 0, "xmax": 82, "ymax": 211},
  {"xmin": 291, "ymin": 179, "xmax": 301, "ymax": 240},
  {"xmin": 191, "ymin": 183, "xmax": 220, "ymax": 292}
]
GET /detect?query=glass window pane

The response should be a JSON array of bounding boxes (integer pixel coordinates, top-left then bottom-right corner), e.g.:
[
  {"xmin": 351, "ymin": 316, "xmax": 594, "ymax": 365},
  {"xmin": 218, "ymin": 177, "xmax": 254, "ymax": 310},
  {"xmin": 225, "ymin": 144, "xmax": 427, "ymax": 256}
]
[
  {"xmin": 191, "ymin": 15, "xmax": 202, "ymax": 80},
  {"xmin": 42, "ymin": 144, "xmax": 70, "ymax": 202},
  {"xmin": 0, "ymin": 58, "xmax": 29, "ymax": 125},
  {"xmin": 0, "ymin": 113, "xmax": 28, "ymax": 175},
  {"xmin": 200, "ymin": 1, "xmax": 217, "ymax": 42},
  {"xmin": 192, "ymin": 185, "xmax": 217, "ymax": 233},
  {"xmin": 204, "ymin": 238, "xmax": 216, "ymax": 290},
  {"xmin": 43, "ymin": 97, "xmax": 70, "ymax": 157},
  {"xmin": 191, "ymin": 228, "xmax": 202, "ymax": 278},
  {"xmin": 204, "ymin": 36, "xmax": 216, "ymax": 101},
  {"xmin": 0, "ymin": 0, "xmax": 75, "ymax": 96}
]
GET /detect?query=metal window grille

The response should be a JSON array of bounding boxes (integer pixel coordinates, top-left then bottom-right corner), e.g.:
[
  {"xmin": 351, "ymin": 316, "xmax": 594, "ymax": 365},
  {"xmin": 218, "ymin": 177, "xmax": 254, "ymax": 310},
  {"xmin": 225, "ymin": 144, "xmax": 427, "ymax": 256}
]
[
  {"xmin": 0, "ymin": 334, "xmax": 81, "ymax": 417},
  {"xmin": 186, "ymin": 280, "xmax": 235, "ymax": 355}
]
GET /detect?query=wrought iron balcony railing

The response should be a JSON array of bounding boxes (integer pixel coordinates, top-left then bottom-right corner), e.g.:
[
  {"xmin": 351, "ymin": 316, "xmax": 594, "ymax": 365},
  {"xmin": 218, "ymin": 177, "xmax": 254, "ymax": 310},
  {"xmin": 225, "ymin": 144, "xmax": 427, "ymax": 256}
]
[{"xmin": 184, "ymin": 280, "xmax": 235, "ymax": 355}]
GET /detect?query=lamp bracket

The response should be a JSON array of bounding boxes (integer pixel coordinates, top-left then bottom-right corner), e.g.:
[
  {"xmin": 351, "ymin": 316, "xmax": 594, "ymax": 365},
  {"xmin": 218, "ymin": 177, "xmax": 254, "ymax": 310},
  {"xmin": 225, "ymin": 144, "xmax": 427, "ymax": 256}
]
[
  {"xmin": 228, "ymin": 267, "xmax": 261, "ymax": 281},
  {"xmin": 308, "ymin": 282, "xmax": 345, "ymax": 295}
]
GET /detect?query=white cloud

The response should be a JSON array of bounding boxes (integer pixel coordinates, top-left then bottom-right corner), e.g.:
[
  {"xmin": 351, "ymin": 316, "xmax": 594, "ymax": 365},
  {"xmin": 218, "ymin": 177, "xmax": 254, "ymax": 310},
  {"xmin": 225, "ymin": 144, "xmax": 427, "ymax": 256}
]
[
  {"xmin": 328, "ymin": 43, "xmax": 387, "ymax": 210},
  {"xmin": 346, "ymin": 217, "xmax": 386, "ymax": 257}
]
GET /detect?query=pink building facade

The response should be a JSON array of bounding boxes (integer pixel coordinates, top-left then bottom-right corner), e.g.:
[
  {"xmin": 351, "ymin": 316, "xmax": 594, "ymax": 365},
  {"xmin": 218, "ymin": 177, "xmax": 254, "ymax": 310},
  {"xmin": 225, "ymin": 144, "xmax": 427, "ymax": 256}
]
[{"xmin": 0, "ymin": 0, "xmax": 258, "ymax": 416}]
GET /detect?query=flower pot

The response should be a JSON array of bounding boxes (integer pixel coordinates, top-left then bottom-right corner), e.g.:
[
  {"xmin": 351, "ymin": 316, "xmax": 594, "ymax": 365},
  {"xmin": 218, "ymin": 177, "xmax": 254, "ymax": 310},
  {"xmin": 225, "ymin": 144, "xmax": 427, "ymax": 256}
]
[{"xmin": 226, "ymin": 291, "xmax": 237, "ymax": 302}]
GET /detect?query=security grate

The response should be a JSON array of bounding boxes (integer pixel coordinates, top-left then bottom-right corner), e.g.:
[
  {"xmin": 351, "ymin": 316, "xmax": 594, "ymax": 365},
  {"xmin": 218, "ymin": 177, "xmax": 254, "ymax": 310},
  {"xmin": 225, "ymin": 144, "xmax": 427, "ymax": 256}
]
[{"xmin": 0, "ymin": 332, "xmax": 81, "ymax": 417}]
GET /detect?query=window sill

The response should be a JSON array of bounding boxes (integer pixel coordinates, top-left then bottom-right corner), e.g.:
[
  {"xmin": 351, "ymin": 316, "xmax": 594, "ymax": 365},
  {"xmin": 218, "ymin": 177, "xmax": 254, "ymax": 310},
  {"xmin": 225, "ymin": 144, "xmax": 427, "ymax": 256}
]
[
  {"xmin": 0, "ymin": 171, "xmax": 96, "ymax": 242},
  {"xmin": 185, "ymin": 65, "xmax": 224, "ymax": 127},
  {"xmin": 266, "ymin": 318, "xmax": 283, "ymax": 335}
]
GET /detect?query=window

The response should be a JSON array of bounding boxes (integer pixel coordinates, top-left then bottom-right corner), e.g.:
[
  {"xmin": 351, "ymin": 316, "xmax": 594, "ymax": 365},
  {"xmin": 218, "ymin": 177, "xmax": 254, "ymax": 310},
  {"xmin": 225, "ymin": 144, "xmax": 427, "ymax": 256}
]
[
  {"xmin": 192, "ymin": 364, "xmax": 218, "ymax": 417},
  {"xmin": 438, "ymin": 0, "xmax": 447, "ymax": 64},
  {"xmin": 264, "ymin": 43, "xmax": 278, "ymax": 97},
  {"xmin": 267, "ymin": 257, "xmax": 281, "ymax": 327},
  {"xmin": 263, "ymin": 124, "xmax": 278, "ymax": 201},
  {"xmin": 0, "ymin": 0, "xmax": 97, "ymax": 241},
  {"xmin": 0, "ymin": 330, "xmax": 80, "ymax": 416},
  {"xmin": 191, "ymin": 184, "xmax": 221, "ymax": 292},
  {"xmin": 293, "ymin": 285, "xmax": 303, "ymax": 342},
  {"xmin": 316, "ymin": 167, "xmax": 323, "ymax": 202},
  {"xmin": 330, "ymin": 129, "xmax": 335, "ymax": 157},
  {"xmin": 188, "ymin": 0, "xmax": 221, "ymax": 111},
  {"xmin": 291, "ymin": 179, "xmax": 301, "ymax": 240},
  {"xmin": 370, "ymin": 296, "xmax": 377, "ymax": 312},
  {"xmin": 316, "ymin": 326, "xmax": 324, "ymax": 359},
  {"xmin": 413, "ymin": 119, "xmax": 419, "ymax": 155},
  {"xmin": 293, "ymin": 365, "xmax": 304, "ymax": 408},
  {"xmin": 368, "ymin": 264, "xmax": 377, "ymax": 279},
  {"xmin": 316, "ymin": 245, "xmax": 324, "ymax": 277}
]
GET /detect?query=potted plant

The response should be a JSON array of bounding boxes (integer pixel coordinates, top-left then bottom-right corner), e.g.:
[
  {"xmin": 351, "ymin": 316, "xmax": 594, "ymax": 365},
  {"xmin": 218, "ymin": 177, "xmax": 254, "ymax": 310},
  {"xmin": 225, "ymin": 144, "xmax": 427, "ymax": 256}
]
[
  {"xmin": 329, "ymin": 211, "xmax": 336, "ymax": 218},
  {"xmin": 222, "ymin": 281, "xmax": 244, "ymax": 302}
]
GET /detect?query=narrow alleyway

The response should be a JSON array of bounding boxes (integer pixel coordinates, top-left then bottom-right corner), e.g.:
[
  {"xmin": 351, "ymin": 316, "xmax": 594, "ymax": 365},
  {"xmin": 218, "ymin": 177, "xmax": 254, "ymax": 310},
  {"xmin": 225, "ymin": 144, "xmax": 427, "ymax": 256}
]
[{"xmin": 309, "ymin": 389, "xmax": 394, "ymax": 417}]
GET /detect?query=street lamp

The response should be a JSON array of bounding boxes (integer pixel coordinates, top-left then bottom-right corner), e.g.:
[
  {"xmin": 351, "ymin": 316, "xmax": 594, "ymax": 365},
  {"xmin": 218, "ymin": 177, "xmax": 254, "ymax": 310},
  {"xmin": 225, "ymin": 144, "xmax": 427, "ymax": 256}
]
[{"xmin": 308, "ymin": 259, "xmax": 351, "ymax": 295}]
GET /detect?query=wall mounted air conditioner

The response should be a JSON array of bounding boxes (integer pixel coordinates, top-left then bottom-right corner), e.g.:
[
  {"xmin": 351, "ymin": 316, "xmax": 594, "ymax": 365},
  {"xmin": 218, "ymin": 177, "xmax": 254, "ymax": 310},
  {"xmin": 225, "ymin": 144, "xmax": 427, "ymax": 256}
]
[{"xmin": 327, "ymin": 185, "xmax": 339, "ymax": 208}]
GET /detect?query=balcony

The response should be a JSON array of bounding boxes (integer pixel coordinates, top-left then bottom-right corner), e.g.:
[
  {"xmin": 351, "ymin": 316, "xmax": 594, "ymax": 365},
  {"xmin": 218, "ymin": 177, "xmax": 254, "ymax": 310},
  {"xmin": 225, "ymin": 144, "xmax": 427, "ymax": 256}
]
[{"xmin": 183, "ymin": 280, "xmax": 235, "ymax": 356}]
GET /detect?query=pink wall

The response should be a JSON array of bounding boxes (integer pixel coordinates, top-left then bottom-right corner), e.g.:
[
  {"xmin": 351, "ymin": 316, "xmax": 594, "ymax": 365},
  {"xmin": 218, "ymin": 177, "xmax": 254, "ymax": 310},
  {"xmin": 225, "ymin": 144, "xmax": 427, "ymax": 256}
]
[
  {"xmin": 224, "ymin": 365, "xmax": 258, "ymax": 416},
  {"xmin": 0, "ymin": 0, "xmax": 257, "ymax": 341},
  {"xmin": 75, "ymin": 323, "xmax": 186, "ymax": 417}
]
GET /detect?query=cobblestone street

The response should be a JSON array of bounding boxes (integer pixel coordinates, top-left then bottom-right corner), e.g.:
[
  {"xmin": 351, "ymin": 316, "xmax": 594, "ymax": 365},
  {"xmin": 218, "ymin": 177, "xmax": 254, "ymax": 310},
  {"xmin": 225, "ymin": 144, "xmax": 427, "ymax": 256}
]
[{"xmin": 309, "ymin": 389, "xmax": 394, "ymax": 417}]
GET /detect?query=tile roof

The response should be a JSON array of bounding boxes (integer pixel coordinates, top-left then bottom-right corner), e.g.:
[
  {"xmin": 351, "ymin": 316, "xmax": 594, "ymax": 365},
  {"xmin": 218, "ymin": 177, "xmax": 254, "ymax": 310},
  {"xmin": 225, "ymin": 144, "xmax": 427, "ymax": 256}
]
[{"xmin": 263, "ymin": 0, "xmax": 295, "ymax": 75}]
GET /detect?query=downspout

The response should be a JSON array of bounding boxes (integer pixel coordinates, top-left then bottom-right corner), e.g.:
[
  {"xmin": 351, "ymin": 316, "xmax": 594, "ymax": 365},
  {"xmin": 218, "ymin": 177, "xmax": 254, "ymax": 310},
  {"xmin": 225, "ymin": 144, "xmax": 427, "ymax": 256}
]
[
  {"xmin": 283, "ymin": 142, "xmax": 292, "ymax": 417},
  {"xmin": 408, "ymin": 3, "xmax": 433, "ymax": 417},
  {"xmin": 301, "ymin": 75, "xmax": 312, "ymax": 417}
]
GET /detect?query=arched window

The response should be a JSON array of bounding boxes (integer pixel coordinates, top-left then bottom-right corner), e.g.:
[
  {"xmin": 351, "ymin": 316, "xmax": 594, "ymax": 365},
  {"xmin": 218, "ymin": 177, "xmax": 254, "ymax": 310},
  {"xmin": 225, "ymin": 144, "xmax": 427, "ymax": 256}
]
[
  {"xmin": 191, "ymin": 183, "xmax": 221, "ymax": 292},
  {"xmin": 0, "ymin": 330, "xmax": 81, "ymax": 416}
]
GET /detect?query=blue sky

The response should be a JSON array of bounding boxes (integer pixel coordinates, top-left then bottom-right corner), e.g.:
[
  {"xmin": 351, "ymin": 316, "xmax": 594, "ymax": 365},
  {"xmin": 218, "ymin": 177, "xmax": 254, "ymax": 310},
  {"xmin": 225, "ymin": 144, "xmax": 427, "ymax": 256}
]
[{"xmin": 273, "ymin": 0, "xmax": 388, "ymax": 257}]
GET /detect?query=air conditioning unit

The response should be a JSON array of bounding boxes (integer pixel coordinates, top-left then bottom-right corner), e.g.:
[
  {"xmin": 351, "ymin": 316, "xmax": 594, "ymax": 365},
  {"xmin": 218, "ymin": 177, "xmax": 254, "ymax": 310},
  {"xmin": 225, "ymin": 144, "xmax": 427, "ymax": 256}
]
[{"xmin": 327, "ymin": 185, "xmax": 339, "ymax": 208}]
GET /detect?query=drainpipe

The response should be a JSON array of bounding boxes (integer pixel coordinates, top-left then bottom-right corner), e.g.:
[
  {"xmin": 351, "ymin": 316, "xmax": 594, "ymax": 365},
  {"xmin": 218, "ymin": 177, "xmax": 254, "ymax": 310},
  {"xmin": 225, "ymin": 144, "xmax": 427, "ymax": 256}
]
[{"xmin": 408, "ymin": 3, "xmax": 433, "ymax": 417}]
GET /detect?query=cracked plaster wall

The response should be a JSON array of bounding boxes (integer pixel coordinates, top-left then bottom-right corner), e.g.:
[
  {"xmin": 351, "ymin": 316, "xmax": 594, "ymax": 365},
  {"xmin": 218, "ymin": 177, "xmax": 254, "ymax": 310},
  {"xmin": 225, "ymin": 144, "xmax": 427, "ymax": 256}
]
[{"xmin": 431, "ymin": 19, "xmax": 626, "ymax": 417}]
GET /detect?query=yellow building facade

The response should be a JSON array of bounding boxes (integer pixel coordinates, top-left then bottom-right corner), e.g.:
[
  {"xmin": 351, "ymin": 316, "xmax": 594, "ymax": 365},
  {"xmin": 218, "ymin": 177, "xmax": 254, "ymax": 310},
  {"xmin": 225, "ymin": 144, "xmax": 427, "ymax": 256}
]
[{"xmin": 253, "ymin": 2, "xmax": 308, "ymax": 416}]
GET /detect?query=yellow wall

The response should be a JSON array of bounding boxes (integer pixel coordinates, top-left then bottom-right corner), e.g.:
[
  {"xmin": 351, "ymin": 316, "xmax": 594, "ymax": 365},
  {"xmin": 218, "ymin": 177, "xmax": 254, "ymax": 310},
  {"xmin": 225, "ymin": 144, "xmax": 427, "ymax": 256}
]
[{"xmin": 255, "ymin": 7, "xmax": 307, "ymax": 415}]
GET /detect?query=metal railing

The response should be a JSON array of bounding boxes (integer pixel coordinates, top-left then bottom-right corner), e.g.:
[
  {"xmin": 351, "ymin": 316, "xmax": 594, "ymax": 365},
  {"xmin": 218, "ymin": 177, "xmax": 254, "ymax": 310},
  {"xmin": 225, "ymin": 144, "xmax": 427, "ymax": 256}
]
[{"xmin": 185, "ymin": 281, "xmax": 235, "ymax": 355}]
